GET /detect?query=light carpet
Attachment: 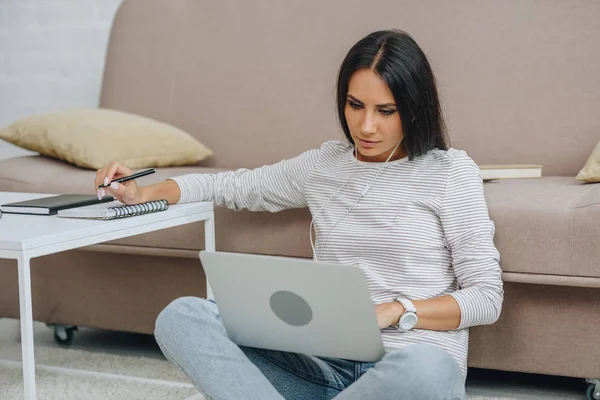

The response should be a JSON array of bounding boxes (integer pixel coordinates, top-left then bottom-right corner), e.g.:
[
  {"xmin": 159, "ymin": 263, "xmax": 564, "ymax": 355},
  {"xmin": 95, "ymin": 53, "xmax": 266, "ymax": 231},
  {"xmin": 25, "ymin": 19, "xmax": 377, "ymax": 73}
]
[
  {"xmin": 0, "ymin": 331, "xmax": 516, "ymax": 400},
  {"xmin": 0, "ymin": 346, "xmax": 199, "ymax": 400},
  {"xmin": 0, "ymin": 350, "xmax": 516, "ymax": 400}
]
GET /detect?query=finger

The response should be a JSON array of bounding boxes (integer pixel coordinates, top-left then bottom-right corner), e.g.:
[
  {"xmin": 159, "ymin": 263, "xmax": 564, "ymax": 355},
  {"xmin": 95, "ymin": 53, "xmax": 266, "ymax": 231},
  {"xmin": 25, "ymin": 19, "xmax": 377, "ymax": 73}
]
[
  {"xmin": 94, "ymin": 167, "xmax": 106, "ymax": 188},
  {"xmin": 104, "ymin": 161, "xmax": 121, "ymax": 184},
  {"xmin": 96, "ymin": 188, "xmax": 107, "ymax": 200},
  {"xmin": 95, "ymin": 167, "xmax": 107, "ymax": 199},
  {"xmin": 107, "ymin": 182, "xmax": 129, "ymax": 202},
  {"xmin": 104, "ymin": 162, "xmax": 134, "ymax": 186}
]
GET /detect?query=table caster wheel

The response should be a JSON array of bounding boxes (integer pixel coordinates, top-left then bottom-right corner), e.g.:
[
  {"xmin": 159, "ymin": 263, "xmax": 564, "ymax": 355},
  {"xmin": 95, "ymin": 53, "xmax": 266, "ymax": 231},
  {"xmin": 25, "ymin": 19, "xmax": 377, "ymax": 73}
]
[
  {"xmin": 51, "ymin": 325, "xmax": 78, "ymax": 346},
  {"xmin": 588, "ymin": 383, "xmax": 600, "ymax": 400}
]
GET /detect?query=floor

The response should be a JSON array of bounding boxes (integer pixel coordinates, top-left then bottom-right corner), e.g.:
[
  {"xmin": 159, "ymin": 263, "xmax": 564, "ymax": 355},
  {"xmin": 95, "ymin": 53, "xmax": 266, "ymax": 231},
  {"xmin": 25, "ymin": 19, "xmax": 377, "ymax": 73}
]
[{"xmin": 0, "ymin": 318, "xmax": 591, "ymax": 400}]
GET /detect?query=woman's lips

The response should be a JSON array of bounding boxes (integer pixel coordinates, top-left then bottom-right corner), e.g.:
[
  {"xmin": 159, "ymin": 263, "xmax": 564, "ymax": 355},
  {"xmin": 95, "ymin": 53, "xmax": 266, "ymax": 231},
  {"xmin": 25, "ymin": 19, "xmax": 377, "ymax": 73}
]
[{"xmin": 358, "ymin": 138, "xmax": 379, "ymax": 148}]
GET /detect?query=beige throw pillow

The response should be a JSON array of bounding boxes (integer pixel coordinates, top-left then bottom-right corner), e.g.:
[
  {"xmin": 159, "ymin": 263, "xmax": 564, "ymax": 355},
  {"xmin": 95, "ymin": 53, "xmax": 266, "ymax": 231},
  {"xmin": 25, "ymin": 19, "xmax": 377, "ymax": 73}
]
[
  {"xmin": 0, "ymin": 108, "xmax": 213, "ymax": 169},
  {"xmin": 576, "ymin": 140, "xmax": 600, "ymax": 183}
]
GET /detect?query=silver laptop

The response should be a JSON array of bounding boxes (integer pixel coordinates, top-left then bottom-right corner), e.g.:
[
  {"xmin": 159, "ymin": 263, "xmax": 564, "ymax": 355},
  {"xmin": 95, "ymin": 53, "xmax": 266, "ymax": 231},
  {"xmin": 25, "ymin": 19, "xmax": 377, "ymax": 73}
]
[{"xmin": 199, "ymin": 251, "xmax": 385, "ymax": 362}]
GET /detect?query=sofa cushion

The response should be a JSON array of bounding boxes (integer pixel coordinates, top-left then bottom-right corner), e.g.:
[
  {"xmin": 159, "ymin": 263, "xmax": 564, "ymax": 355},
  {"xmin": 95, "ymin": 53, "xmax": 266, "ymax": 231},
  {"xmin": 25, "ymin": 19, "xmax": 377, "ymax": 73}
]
[
  {"xmin": 0, "ymin": 155, "xmax": 223, "ymax": 195},
  {"xmin": 0, "ymin": 108, "xmax": 212, "ymax": 170},
  {"xmin": 484, "ymin": 177, "xmax": 600, "ymax": 278},
  {"xmin": 576, "ymin": 139, "xmax": 600, "ymax": 183}
]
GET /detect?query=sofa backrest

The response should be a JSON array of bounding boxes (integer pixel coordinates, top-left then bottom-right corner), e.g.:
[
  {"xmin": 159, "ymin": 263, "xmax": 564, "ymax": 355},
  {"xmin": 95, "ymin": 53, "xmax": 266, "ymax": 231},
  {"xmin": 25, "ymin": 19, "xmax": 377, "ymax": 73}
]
[{"xmin": 100, "ymin": 0, "xmax": 600, "ymax": 176}]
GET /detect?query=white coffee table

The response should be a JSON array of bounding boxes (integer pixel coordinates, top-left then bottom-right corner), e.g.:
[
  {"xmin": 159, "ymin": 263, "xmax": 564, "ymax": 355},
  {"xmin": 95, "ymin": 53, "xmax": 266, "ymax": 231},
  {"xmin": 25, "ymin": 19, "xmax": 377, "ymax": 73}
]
[{"xmin": 0, "ymin": 192, "xmax": 215, "ymax": 400}]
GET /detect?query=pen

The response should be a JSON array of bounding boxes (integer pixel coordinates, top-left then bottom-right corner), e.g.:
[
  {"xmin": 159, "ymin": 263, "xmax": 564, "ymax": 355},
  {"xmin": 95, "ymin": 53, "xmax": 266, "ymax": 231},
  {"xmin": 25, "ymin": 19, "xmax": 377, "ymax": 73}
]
[{"xmin": 98, "ymin": 168, "xmax": 156, "ymax": 188}]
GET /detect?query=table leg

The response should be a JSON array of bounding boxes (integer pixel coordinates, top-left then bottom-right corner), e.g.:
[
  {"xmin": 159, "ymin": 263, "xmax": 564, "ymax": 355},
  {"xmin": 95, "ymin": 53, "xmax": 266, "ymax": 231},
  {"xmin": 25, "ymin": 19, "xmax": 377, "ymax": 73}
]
[
  {"xmin": 204, "ymin": 215, "xmax": 216, "ymax": 300},
  {"xmin": 17, "ymin": 254, "xmax": 37, "ymax": 400}
]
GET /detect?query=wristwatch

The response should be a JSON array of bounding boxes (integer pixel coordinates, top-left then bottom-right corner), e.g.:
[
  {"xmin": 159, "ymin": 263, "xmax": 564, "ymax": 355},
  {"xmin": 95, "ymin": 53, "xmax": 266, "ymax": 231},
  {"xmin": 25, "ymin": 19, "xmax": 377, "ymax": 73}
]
[{"xmin": 395, "ymin": 297, "xmax": 418, "ymax": 331}]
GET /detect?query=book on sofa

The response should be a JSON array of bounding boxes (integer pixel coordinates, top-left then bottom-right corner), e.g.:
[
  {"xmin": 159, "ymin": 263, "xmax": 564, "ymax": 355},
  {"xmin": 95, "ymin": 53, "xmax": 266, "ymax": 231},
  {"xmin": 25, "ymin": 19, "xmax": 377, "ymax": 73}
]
[
  {"xmin": 479, "ymin": 164, "xmax": 543, "ymax": 181},
  {"xmin": 58, "ymin": 199, "xmax": 169, "ymax": 220}
]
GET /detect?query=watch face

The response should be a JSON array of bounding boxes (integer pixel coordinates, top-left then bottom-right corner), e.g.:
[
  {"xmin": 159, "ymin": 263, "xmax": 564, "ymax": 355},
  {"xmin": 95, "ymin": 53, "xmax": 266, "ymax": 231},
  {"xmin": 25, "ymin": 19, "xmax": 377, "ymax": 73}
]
[{"xmin": 399, "ymin": 313, "xmax": 417, "ymax": 330}]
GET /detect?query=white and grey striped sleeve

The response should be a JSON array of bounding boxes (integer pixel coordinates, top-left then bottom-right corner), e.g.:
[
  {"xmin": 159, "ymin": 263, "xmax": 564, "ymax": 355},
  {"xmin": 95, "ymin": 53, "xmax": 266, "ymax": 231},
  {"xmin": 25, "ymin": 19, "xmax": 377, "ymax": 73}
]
[
  {"xmin": 441, "ymin": 152, "xmax": 504, "ymax": 329},
  {"xmin": 169, "ymin": 148, "xmax": 320, "ymax": 212}
]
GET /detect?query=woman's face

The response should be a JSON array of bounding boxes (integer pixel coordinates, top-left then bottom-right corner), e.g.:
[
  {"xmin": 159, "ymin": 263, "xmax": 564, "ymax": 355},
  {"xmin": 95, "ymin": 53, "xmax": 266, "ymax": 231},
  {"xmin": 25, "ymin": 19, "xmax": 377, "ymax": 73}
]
[{"xmin": 345, "ymin": 68, "xmax": 406, "ymax": 162}]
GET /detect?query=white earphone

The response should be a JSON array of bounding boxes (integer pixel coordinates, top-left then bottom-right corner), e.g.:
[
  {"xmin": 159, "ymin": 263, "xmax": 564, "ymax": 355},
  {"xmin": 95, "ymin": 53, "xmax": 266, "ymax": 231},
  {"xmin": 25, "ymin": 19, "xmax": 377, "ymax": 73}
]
[{"xmin": 309, "ymin": 139, "xmax": 403, "ymax": 261}]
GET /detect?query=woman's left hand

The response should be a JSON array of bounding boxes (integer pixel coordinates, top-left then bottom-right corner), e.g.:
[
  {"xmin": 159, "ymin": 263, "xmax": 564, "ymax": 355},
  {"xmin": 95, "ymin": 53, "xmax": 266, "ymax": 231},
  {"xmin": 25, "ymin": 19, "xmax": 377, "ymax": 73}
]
[{"xmin": 374, "ymin": 302, "xmax": 404, "ymax": 329}]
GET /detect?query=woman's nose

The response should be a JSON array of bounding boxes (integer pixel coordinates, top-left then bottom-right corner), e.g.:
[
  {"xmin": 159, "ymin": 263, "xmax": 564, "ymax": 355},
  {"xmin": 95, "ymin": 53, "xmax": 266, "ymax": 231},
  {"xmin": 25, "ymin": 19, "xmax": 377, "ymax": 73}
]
[{"xmin": 360, "ymin": 113, "xmax": 377, "ymax": 135}]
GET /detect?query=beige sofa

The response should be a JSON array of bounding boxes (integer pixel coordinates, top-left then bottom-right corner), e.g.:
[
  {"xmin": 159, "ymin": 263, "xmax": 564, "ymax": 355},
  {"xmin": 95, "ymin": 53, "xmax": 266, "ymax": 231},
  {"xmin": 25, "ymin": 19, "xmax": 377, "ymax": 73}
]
[{"xmin": 1, "ymin": 0, "xmax": 599, "ymax": 384}]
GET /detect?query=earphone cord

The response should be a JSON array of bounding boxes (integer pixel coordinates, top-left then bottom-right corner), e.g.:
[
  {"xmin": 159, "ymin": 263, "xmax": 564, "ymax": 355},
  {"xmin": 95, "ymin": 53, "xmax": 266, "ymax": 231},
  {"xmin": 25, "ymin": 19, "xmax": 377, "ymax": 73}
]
[
  {"xmin": 310, "ymin": 140, "xmax": 402, "ymax": 261},
  {"xmin": 309, "ymin": 171, "xmax": 357, "ymax": 260}
]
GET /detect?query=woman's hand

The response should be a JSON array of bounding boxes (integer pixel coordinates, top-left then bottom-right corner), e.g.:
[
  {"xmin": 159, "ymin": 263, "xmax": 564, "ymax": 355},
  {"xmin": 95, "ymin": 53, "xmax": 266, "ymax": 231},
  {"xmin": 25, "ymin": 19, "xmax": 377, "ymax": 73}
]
[
  {"xmin": 374, "ymin": 301, "xmax": 404, "ymax": 329},
  {"xmin": 94, "ymin": 161, "xmax": 145, "ymax": 205}
]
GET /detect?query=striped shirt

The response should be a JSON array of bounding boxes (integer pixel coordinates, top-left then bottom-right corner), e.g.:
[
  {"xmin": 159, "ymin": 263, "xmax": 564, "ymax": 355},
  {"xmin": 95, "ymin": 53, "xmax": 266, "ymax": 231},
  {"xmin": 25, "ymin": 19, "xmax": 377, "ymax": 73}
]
[{"xmin": 172, "ymin": 140, "xmax": 504, "ymax": 379}]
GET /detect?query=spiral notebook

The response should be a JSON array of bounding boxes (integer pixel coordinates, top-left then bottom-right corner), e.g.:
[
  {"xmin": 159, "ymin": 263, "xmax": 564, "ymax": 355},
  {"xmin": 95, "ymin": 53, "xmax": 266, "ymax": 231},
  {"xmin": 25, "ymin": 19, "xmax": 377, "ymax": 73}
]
[{"xmin": 57, "ymin": 200, "xmax": 169, "ymax": 220}]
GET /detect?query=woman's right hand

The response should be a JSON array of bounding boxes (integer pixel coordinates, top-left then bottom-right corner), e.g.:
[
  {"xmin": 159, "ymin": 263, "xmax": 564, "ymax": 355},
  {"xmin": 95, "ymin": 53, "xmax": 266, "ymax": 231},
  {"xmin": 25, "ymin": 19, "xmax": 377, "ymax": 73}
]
[{"xmin": 95, "ymin": 161, "xmax": 144, "ymax": 205}]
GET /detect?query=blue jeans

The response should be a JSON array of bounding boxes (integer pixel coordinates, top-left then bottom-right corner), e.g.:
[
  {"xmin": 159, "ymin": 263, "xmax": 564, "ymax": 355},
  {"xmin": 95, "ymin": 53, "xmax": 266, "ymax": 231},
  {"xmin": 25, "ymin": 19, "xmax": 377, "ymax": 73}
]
[{"xmin": 154, "ymin": 297, "xmax": 466, "ymax": 400}]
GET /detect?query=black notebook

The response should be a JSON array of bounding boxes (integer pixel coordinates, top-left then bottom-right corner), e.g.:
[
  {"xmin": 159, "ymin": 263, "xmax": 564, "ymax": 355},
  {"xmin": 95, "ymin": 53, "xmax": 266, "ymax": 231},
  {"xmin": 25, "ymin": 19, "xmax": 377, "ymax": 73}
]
[
  {"xmin": 57, "ymin": 200, "xmax": 169, "ymax": 220},
  {"xmin": 1, "ymin": 194, "xmax": 115, "ymax": 215}
]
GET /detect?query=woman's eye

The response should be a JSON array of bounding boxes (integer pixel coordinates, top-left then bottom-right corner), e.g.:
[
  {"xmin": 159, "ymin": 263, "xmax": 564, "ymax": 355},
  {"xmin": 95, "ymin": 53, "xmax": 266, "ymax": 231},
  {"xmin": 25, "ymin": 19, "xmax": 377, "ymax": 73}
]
[
  {"xmin": 379, "ymin": 109, "xmax": 396, "ymax": 116},
  {"xmin": 347, "ymin": 101, "xmax": 362, "ymax": 109}
]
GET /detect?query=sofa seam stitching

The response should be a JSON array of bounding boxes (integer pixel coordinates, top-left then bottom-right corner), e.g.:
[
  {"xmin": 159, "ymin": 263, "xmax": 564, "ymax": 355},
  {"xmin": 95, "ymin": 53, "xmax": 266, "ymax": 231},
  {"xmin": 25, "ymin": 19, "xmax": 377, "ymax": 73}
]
[{"xmin": 574, "ymin": 200, "xmax": 600, "ymax": 210}]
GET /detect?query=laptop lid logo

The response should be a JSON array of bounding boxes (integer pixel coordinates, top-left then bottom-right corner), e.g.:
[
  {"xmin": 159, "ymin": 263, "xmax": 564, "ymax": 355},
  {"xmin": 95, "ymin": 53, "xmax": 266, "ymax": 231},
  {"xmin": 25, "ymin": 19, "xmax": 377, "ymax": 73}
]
[{"xmin": 269, "ymin": 291, "xmax": 313, "ymax": 327}]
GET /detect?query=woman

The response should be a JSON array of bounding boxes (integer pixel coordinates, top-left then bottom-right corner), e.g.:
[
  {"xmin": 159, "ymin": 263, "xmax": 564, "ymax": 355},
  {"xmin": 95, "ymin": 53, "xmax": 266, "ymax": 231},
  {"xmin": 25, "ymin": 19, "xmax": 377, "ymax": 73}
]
[{"xmin": 95, "ymin": 30, "xmax": 503, "ymax": 400}]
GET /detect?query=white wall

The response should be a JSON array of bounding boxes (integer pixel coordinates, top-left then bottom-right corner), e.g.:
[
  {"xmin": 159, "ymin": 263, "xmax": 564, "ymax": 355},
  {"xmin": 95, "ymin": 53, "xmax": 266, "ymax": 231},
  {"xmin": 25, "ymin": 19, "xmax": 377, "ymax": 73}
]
[{"xmin": 0, "ymin": 0, "xmax": 122, "ymax": 160}]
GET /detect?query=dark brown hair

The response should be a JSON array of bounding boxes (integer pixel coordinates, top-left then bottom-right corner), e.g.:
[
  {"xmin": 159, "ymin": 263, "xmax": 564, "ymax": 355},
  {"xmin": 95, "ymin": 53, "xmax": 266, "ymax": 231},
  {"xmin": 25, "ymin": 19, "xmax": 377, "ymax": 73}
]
[{"xmin": 337, "ymin": 30, "xmax": 448, "ymax": 159}]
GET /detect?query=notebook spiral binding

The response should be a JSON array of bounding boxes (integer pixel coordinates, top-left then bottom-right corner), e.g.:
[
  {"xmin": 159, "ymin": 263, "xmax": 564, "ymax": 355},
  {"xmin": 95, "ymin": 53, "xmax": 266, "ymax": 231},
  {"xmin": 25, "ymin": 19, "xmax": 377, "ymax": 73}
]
[{"xmin": 108, "ymin": 199, "xmax": 169, "ymax": 219}]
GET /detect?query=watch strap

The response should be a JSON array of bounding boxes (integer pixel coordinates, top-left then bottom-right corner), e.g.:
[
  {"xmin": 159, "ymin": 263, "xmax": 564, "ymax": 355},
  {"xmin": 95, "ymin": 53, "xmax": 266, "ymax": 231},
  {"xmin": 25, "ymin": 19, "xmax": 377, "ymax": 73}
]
[{"xmin": 396, "ymin": 297, "xmax": 416, "ymax": 313}]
